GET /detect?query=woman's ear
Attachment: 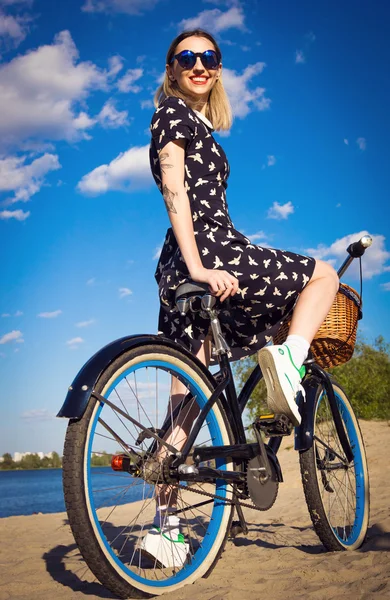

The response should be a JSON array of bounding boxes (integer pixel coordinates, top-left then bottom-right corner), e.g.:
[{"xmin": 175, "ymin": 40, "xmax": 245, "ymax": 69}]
[{"xmin": 166, "ymin": 65, "xmax": 175, "ymax": 82}]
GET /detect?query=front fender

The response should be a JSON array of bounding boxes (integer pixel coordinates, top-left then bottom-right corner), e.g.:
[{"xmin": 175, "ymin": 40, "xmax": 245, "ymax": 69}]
[
  {"xmin": 294, "ymin": 375, "xmax": 319, "ymax": 452},
  {"xmin": 57, "ymin": 334, "xmax": 213, "ymax": 420}
]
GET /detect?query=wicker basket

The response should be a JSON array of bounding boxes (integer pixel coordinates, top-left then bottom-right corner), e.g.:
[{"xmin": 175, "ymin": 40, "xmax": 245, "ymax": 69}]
[{"xmin": 273, "ymin": 283, "xmax": 362, "ymax": 369}]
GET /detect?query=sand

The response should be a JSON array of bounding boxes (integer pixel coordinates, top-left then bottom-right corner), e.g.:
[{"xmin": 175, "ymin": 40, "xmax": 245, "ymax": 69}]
[{"xmin": 0, "ymin": 420, "xmax": 389, "ymax": 600}]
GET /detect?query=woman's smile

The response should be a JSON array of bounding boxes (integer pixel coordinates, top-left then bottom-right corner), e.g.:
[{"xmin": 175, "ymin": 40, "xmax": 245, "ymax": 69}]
[{"xmin": 189, "ymin": 76, "xmax": 210, "ymax": 85}]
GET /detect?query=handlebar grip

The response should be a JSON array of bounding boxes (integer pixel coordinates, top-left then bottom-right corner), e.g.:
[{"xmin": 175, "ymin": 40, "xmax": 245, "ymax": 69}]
[{"xmin": 347, "ymin": 235, "xmax": 372, "ymax": 258}]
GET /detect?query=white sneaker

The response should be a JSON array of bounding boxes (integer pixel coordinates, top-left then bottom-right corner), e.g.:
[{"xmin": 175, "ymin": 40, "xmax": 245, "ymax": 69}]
[
  {"xmin": 140, "ymin": 527, "xmax": 190, "ymax": 568},
  {"xmin": 257, "ymin": 344, "xmax": 306, "ymax": 426}
]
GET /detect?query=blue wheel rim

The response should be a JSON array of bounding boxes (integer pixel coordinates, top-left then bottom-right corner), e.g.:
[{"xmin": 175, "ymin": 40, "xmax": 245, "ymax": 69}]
[
  {"xmin": 317, "ymin": 388, "xmax": 366, "ymax": 546},
  {"xmin": 86, "ymin": 359, "xmax": 229, "ymax": 588}
]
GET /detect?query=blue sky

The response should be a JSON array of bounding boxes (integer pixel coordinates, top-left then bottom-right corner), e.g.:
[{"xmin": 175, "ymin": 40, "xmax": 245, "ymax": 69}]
[{"xmin": 0, "ymin": 0, "xmax": 389, "ymax": 455}]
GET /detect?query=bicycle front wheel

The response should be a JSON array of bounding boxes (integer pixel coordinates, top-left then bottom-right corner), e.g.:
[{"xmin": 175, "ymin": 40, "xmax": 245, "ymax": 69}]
[
  {"xmin": 62, "ymin": 342, "xmax": 234, "ymax": 598},
  {"xmin": 299, "ymin": 380, "xmax": 369, "ymax": 551}
]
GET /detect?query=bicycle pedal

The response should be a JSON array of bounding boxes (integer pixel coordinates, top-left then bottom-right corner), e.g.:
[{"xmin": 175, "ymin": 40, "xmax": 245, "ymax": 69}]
[{"xmin": 255, "ymin": 414, "xmax": 294, "ymax": 437}]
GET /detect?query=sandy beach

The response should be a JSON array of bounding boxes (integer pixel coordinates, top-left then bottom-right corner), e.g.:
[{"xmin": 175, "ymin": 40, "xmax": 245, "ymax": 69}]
[{"xmin": 0, "ymin": 420, "xmax": 389, "ymax": 600}]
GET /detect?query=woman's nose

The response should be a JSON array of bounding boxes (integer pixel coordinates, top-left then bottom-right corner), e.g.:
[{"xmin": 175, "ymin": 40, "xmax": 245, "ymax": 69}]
[{"xmin": 193, "ymin": 56, "xmax": 205, "ymax": 72}]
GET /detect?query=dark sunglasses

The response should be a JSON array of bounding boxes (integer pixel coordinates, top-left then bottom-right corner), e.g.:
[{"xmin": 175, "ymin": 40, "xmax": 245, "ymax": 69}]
[{"xmin": 169, "ymin": 49, "xmax": 221, "ymax": 71}]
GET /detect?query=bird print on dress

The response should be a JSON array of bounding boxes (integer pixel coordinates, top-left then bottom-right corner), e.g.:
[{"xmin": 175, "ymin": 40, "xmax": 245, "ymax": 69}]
[{"xmin": 149, "ymin": 95, "xmax": 316, "ymax": 362}]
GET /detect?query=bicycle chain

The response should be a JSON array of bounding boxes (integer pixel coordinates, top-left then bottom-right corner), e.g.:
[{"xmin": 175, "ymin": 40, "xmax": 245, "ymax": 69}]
[
  {"xmin": 153, "ymin": 456, "xmax": 270, "ymax": 512},
  {"xmin": 187, "ymin": 482, "xmax": 270, "ymax": 512}
]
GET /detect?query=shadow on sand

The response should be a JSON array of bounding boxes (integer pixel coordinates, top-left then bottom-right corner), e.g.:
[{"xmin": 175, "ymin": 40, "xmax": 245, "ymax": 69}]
[{"xmin": 231, "ymin": 520, "xmax": 390, "ymax": 554}]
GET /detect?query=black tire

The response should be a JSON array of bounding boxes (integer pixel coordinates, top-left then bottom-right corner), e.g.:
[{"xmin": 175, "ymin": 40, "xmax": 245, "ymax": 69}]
[
  {"xmin": 299, "ymin": 380, "xmax": 370, "ymax": 551},
  {"xmin": 62, "ymin": 343, "xmax": 234, "ymax": 598}
]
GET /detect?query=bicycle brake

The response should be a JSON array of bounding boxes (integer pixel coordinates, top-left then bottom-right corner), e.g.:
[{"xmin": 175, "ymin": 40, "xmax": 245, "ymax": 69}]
[{"xmin": 136, "ymin": 427, "xmax": 163, "ymax": 446}]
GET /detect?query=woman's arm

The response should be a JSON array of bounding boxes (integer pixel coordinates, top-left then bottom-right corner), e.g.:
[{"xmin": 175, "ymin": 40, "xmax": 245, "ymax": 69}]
[{"xmin": 157, "ymin": 139, "xmax": 238, "ymax": 302}]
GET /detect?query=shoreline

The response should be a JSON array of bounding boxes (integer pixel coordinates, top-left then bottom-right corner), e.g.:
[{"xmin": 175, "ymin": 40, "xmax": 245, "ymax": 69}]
[
  {"xmin": 0, "ymin": 464, "xmax": 114, "ymax": 472},
  {"xmin": 0, "ymin": 466, "xmax": 62, "ymax": 472}
]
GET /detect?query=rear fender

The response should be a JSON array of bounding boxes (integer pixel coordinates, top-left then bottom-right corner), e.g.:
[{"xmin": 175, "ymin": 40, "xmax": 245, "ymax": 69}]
[{"xmin": 57, "ymin": 334, "xmax": 215, "ymax": 420}]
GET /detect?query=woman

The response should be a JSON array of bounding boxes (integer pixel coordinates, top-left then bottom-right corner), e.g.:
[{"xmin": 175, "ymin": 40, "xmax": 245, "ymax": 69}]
[{"xmin": 142, "ymin": 28, "xmax": 339, "ymax": 566}]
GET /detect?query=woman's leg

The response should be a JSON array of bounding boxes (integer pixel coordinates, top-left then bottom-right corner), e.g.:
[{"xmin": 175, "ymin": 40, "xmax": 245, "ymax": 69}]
[
  {"xmin": 258, "ymin": 259, "xmax": 339, "ymax": 425},
  {"xmin": 156, "ymin": 335, "xmax": 212, "ymax": 509},
  {"xmin": 288, "ymin": 259, "xmax": 339, "ymax": 342}
]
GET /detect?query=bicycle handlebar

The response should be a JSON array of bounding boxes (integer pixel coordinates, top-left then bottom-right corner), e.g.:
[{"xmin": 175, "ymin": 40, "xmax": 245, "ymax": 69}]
[
  {"xmin": 347, "ymin": 235, "xmax": 373, "ymax": 258},
  {"xmin": 338, "ymin": 234, "xmax": 372, "ymax": 279}
]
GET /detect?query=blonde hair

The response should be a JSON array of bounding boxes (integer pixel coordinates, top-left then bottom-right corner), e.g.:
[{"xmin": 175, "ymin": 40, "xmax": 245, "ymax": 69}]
[{"xmin": 153, "ymin": 29, "xmax": 233, "ymax": 132}]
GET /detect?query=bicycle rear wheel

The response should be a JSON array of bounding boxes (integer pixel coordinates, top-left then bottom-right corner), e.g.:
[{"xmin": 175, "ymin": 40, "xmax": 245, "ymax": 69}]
[
  {"xmin": 62, "ymin": 343, "xmax": 234, "ymax": 598},
  {"xmin": 299, "ymin": 380, "xmax": 369, "ymax": 550}
]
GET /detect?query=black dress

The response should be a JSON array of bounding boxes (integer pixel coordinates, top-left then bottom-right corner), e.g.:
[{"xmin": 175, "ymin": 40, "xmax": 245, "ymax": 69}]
[{"xmin": 149, "ymin": 95, "xmax": 316, "ymax": 361}]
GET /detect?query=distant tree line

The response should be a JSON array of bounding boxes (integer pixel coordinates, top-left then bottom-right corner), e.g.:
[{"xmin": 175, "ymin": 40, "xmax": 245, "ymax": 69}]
[
  {"xmin": 0, "ymin": 450, "xmax": 115, "ymax": 470},
  {"xmin": 0, "ymin": 451, "xmax": 62, "ymax": 470},
  {"xmin": 234, "ymin": 336, "xmax": 390, "ymax": 423}
]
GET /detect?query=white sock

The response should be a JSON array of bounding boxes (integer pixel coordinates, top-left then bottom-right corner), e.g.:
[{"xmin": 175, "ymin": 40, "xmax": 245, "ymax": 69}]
[
  {"xmin": 153, "ymin": 505, "xmax": 180, "ymax": 539},
  {"xmin": 285, "ymin": 334, "xmax": 310, "ymax": 369}
]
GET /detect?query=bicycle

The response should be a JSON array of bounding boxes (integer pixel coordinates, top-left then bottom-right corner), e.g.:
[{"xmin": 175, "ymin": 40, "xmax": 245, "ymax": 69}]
[{"xmin": 58, "ymin": 235, "xmax": 372, "ymax": 598}]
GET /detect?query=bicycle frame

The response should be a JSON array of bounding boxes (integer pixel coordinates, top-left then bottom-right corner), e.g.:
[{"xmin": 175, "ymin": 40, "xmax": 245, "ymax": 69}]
[
  {"xmin": 60, "ymin": 235, "xmax": 372, "ymax": 487},
  {"xmin": 136, "ymin": 236, "xmax": 373, "ymax": 476}
]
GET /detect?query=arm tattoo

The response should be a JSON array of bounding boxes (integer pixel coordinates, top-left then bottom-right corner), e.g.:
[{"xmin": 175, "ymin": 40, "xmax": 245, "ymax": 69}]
[
  {"xmin": 162, "ymin": 184, "xmax": 178, "ymax": 214},
  {"xmin": 158, "ymin": 151, "xmax": 174, "ymax": 174}
]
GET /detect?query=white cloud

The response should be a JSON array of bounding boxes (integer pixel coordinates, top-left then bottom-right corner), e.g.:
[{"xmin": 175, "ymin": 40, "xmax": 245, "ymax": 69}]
[
  {"xmin": 262, "ymin": 154, "xmax": 276, "ymax": 169},
  {"xmin": 66, "ymin": 336, "xmax": 84, "ymax": 349},
  {"xmin": 223, "ymin": 62, "xmax": 270, "ymax": 118},
  {"xmin": 381, "ymin": 282, "xmax": 390, "ymax": 291},
  {"xmin": 246, "ymin": 230, "xmax": 268, "ymax": 242},
  {"xmin": 76, "ymin": 319, "xmax": 95, "ymax": 327},
  {"xmin": 267, "ymin": 201, "xmax": 294, "ymax": 220},
  {"xmin": 141, "ymin": 99, "xmax": 153, "ymax": 109},
  {"xmin": 97, "ymin": 99, "xmax": 128, "ymax": 128},
  {"xmin": 119, "ymin": 287, "xmax": 132, "ymax": 298},
  {"xmin": 0, "ymin": 10, "xmax": 30, "ymax": 53},
  {"xmin": 295, "ymin": 31, "xmax": 315, "ymax": 64},
  {"xmin": 306, "ymin": 231, "xmax": 390, "ymax": 280},
  {"xmin": 0, "ymin": 152, "xmax": 60, "ymax": 204},
  {"xmin": 117, "ymin": 67, "xmax": 143, "ymax": 93},
  {"xmin": 37, "ymin": 309, "xmax": 62, "ymax": 318},
  {"xmin": 153, "ymin": 246, "xmax": 162, "ymax": 260},
  {"xmin": 0, "ymin": 208, "xmax": 30, "ymax": 220},
  {"xmin": 21, "ymin": 408, "xmax": 54, "ymax": 421},
  {"xmin": 77, "ymin": 144, "xmax": 151, "ymax": 195},
  {"xmin": 0, "ymin": 329, "xmax": 23, "ymax": 344},
  {"xmin": 107, "ymin": 55, "xmax": 123, "ymax": 78},
  {"xmin": 82, "ymin": 0, "xmax": 159, "ymax": 15},
  {"xmin": 343, "ymin": 138, "xmax": 349, "ymax": 145},
  {"xmin": 179, "ymin": 6, "xmax": 247, "ymax": 34},
  {"xmin": 0, "ymin": 30, "xmax": 112, "ymax": 148},
  {"xmin": 15, "ymin": 310, "xmax": 23, "ymax": 316},
  {"xmin": 356, "ymin": 137, "xmax": 366, "ymax": 151},
  {"xmin": 1, "ymin": 313, "xmax": 10, "ymax": 317}
]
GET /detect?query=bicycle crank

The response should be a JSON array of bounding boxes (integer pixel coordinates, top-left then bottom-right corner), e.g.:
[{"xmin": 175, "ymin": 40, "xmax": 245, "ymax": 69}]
[{"xmin": 246, "ymin": 454, "xmax": 279, "ymax": 510}]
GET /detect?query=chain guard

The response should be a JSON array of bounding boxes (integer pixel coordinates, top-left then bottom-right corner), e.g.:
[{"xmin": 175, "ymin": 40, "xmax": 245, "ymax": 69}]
[{"xmin": 246, "ymin": 454, "xmax": 279, "ymax": 510}]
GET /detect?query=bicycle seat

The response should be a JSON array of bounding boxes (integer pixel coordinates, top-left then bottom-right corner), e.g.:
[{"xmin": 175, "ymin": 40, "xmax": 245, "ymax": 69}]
[
  {"xmin": 175, "ymin": 281, "xmax": 211, "ymax": 302},
  {"xmin": 175, "ymin": 281, "xmax": 216, "ymax": 316}
]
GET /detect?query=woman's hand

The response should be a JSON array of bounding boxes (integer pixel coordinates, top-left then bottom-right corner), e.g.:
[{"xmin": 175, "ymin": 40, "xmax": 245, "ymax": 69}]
[{"xmin": 190, "ymin": 266, "xmax": 239, "ymax": 302}]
